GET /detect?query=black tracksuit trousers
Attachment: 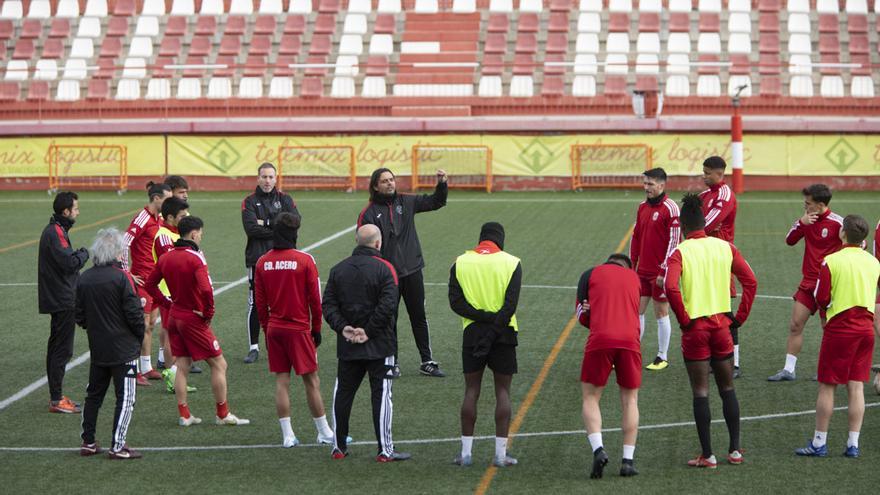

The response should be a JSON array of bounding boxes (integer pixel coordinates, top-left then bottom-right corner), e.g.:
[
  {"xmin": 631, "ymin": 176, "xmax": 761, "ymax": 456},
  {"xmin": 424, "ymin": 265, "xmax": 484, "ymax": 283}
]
[
  {"xmin": 397, "ymin": 270, "xmax": 433, "ymax": 363},
  {"xmin": 332, "ymin": 356, "xmax": 396, "ymax": 457},
  {"xmin": 81, "ymin": 359, "xmax": 137, "ymax": 451},
  {"xmin": 47, "ymin": 310, "xmax": 76, "ymax": 402}
]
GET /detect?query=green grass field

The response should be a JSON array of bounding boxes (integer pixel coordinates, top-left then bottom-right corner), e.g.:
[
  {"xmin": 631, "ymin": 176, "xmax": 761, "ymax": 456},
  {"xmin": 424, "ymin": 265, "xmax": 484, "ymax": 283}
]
[{"xmin": 1, "ymin": 189, "xmax": 878, "ymax": 493}]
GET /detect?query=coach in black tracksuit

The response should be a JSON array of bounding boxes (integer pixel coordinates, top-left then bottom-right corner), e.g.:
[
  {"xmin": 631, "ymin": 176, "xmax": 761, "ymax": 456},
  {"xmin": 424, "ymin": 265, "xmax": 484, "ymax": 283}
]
[
  {"xmin": 322, "ymin": 225, "xmax": 410, "ymax": 461},
  {"xmin": 38, "ymin": 192, "xmax": 89, "ymax": 412},
  {"xmin": 76, "ymin": 228, "xmax": 145, "ymax": 458},
  {"xmin": 357, "ymin": 167, "xmax": 448, "ymax": 377},
  {"xmin": 241, "ymin": 162, "xmax": 298, "ymax": 364}
]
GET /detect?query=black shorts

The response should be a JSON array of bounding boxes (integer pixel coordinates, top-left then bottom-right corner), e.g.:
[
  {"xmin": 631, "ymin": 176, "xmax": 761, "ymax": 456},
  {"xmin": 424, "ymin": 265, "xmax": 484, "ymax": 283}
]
[{"xmin": 462, "ymin": 344, "xmax": 517, "ymax": 375}]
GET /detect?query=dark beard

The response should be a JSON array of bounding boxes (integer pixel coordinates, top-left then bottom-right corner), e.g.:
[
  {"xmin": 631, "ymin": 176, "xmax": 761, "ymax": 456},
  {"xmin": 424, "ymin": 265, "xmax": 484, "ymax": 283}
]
[{"xmin": 374, "ymin": 191, "xmax": 395, "ymax": 203}]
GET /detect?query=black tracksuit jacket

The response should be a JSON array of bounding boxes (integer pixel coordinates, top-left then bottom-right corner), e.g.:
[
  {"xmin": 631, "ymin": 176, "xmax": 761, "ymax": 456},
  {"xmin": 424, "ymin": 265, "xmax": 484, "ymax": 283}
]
[
  {"xmin": 241, "ymin": 186, "xmax": 298, "ymax": 267},
  {"xmin": 322, "ymin": 246, "xmax": 399, "ymax": 361},
  {"xmin": 357, "ymin": 182, "xmax": 447, "ymax": 278},
  {"xmin": 75, "ymin": 262, "xmax": 145, "ymax": 366},
  {"xmin": 38, "ymin": 214, "xmax": 89, "ymax": 314}
]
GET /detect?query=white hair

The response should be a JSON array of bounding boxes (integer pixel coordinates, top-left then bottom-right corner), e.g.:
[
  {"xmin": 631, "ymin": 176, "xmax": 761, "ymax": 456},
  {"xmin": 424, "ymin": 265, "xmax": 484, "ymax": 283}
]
[{"xmin": 90, "ymin": 227, "xmax": 126, "ymax": 265}]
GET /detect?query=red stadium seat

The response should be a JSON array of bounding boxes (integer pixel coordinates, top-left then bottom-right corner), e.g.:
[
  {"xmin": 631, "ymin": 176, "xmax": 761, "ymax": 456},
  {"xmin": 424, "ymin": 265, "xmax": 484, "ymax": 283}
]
[
  {"xmin": 850, "ymin": 53, "xmax": 871, "ymax": 75},
  {"xmin": 604, "ymin": 76, "xmax": 627, "ymax": 96},
  {"xmin": 545, "ymin": 33, "xmax": 567, "ymax": 54},
  {"xmin": 849, "ymin": 34, "xmax": 868, "ymax": 54},
  {"xmin": 0, "ymin": 41, "xmax": 5, "ymax": 61},
  {"xmin": 183, "ymin": 56, "xmax": 206, "ymax": 77},
  {"xmin": 273, "ymin": 55, "xmax": 297, "ymax": 76},
  {"xmin": 49, "ymin": 19, "xmax": 71, "ymax": 38},
  {"xmin": 515, "ymin": 33, "xmax": 537, "ymax": 54},
  {"xmin": 698, "ymin": 13, "xmax": 719, "ymax": 32},
  {"xmin": 304, "ymin": 55, "xmax": 329, "ymax": 76},
  {"xmin": 283, "ymin": 15, "xmax": 306, "ymax": 35},
  {"xmin": 668, "ymin": 13, "xmax": 689, "ymax": 32},
  {"xmin": 484, "ymin": 33, "xmax": 506, "ymax": 54},
  {"xmin": 42, "ymin": 38, "xmax": 64, "ymax": 59},
  {"xmin": 189, "ymin": 36, "xmax": 212, "ymax": 56},
  {"xmin": 318, "ymin": 0, "xmax": 341, "ymax": 13},
  {"xmin": 309, "ymin": 35, "xmax": 332, "ymax": 55},
  {"xmin": 543, "ymin": 53, "xmax": 565, "ymax": 75},
  {"xmin": 639, "ymin": 13, "xmax": 660, "ymax": 32},
  {"xmin": 513, "ymin": 53, "xmax": 534, "ymax": 74},
  {"xmin": 153, "ymin": 57, "xmax": 175, "ymax": 78},
  {"xmin": 758, "ymin": 0, "xmax": 780, "ymax": 11},
  {"xmin": 488, "ymin": 13, "xmax": 508, "ymax": 33},
  {"xmin": 758, "ymin": 13, "xmax": 779, "ymax": 32},
  {"xmin": 159, "ymin": 36, "xmax": 182, "ymax": 57},
  {"xmin": 847, "ymin": 15, "xmax": 867, "ymax": 34},
  {"xmin": 195, "ymin": 16, "xmax": 217, "ymax": 36},
  {"xmin": 250, "ymin": 35, "xmax": 272, "ymax": 56},
  {"xmin": 225, "ymin": 16, "xmax": 247, "ymax": 35},
  {"xmin": 366, "ymin": 55, "xmax": 390, "ymax": 76},
  {"xmin": 517, "ymin": 13, "xmax": 539, "ymax": 33},
  {"xmin": 541, "ymin": 75, "xmax": 564, "ymax": 97},
  {"xmin": 27, "ymin": 81, "xmax": 50, "ymax": 101},
  {"xmin": 13, "ymin": 40, "xmax": 35, "ymax": 59},
  {"xmin": 758, "ymin": 53, "xmax": 780, "ymax": 74},
  {"xmin": 300, "ymin": 77, "xmax": 324, "ymax": 98},
  {"xmin": 818, "ymin": 14, "xmax": 839, "ymax": 33},
  {"xmin": 0, "ymin": 20, "xmax": 12, "ymax": 41},
  {"xmin": 374, "ymin": 14, "xmax": 396, "ymax": 34},
  {"xmin": 279, "ymin": 35, "xmax": 302, "ymax": 55},
  {"xmin": 107, "ymin": 16, "xmax": 129, "ymax": 37},
  {"xmin": 219, "ymin": 35, "xmax": 242, "ymax": 56},
  {"xmin": 608, "ymin": 13, "xmax": 629, "ymax": 32},
  {"xmin": 759, "ymin": 33, "xmax": 779, "ymax": 53},
  {"xmin": 86, "ymin": 79, "xmax": 110, "ymax": 100},
  {"xmin": 697, "ymin": 54, "xmax": 720, "ymax": 74},
  {"xmin": 166, "ymin": 16, "xmax": 188, "ymax": 36},
  {"xmin": 254, "ymin": 15, "xmax": 276, "ymax": 35},
  {"xmin": 819, "ymin": 53, "xmax": 841, "ymax": 74},
  {"xmin": 213, "ymin": 55, "xmax": 236, "ymax": 77},
  {"xmin": 243, "ymin": 55, "xmax": 266, "ymax": 77},
  {"xmin": 818, "ymin": 34, "xmax": 839, "ymax": 54},
  {"xmin": 0, "ymin": 82, "xmax": 20, "ymax": 101},
  {"xmin": 729, "ymin": 54, "xmax": 750, "ymax": 74},
  {"xmin": 94, "ymin": 58, "xmax": 116, "ymax": 79},
  {"xmin": 635, "ymin": 75, "xmax": 658, "ymax": 92},
  {"xmin": 481, "ymin": 53, "xmax": 504, "ymax": 75},
  {"xmin": 548, "ymin": 13, "xmax": 568, "ymax": 33},
  {"xmin": 550, "ymin": 0, "xmax": 573, "ymax": 11},
  {"xmin": 113, "ymin": 0, "xmax": 136, "ymax": 16},
  {"xmin": 758, "ymin": 75, "xmax": 781, "ymax": 97},
  {"xmin": 314, "ymin": 14, "xmax": 336, "ymax": 34},
  {"xmin": 21, "ymin": 20, "xmax": 43, "ymax": 39}
]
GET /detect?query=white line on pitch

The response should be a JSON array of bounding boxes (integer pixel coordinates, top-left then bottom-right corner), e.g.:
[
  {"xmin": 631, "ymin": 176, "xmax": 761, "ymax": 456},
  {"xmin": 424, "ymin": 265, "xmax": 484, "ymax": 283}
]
[
  {"xmin": 0, "ymin": 225, "xmax": 356, "ymax": 413},
  {"xmin": 424, "ymin": 281, "xmax": 791, "ymax": 300},
  {"xmin": 3, "ymin": 197, "xmax": 876, "ymax": 205},
  {"xmin": 2, "ymin": 402, "xmax": 877, "ymax": 453}
]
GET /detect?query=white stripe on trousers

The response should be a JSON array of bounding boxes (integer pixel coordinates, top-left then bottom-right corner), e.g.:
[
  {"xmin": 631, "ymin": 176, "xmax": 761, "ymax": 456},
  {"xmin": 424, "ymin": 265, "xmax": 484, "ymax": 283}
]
[
  {"xmin": 379, "ymin": 355, "xmax": 394, "ymax": 456},
  {"xmin": 331, "ymin": 377, "xmax": 340, "ymax": 452},
  {"xmin": 113, "ymin": 360, "xmax": 137, "ymax": 451}
]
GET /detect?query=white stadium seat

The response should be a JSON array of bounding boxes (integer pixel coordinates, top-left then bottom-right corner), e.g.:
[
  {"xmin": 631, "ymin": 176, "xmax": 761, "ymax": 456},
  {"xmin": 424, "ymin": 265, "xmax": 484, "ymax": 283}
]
[
  {"xmin": 115, "ymin": 79, "xmax": 141, "ymax": 100},
  {"xmin": 851, "ymin": 76, "xmax": 874, "ymax": 98},
  {"xmin": 77, "ymin": 18, "xmax": 102, "ymax": 38},
  {"xmin": 577, "ymin": 13, "xmax": 601, "ymax": 33},
  {"xmin": 665, "ymin": 75, "xmax": 690, "ymax": 96},
  {"xmin": 122, "ymin": 57, "xmax": 146, "ymax": 79},
  {"xmin": 176, "ymin": 78, "xmax": 202, "ymax": 99},
  {"xmin": 207, "ymin": 77, "xmax": 232, "ymax": 99},
  {"xmin": 34, "ymin": 59, "xmax": 58, "ymax": 80},
  {"xmin": 5, "ymin": 60, "xmax": 29, "ymax": 80},
  {"xmin": 571, "ymin": 75, "xmax": 596, "ymax": 96},
  {"xmin": 331, "ymin": 76, "xmax": 356, "ymax": 98},
  {"xmin": 135, "ymin": 16, "xmax": 160, "ymax": 37},
  {"xmin": 819, "ymin": 75, "xmax": 844, "ymax": 97},
  {"xmin": 238, "ymin": 77, "xmax": 264, "ymax": 98},
  {"xmin": 171, "ymin": 0, "xmax": 195, "ymax": 15},
  {"xmin": 258, "ymin": 0, "xmax": 283, "ymax": 14},
  {"xmin": 229, "ymin": 0, "xmax": 254, "ymax": 14},
  {"xmin": 509, "ymin": 75, "xmax": 534, "ymax": 97},
  {"xmin": 414, "ymin": 0, "xmax": 438, "ymax": 13},
  {"xmin": 377, "ymin": 0, "xmax": 401, "ymax": 13},
  {"xmin": 63, "ymin": 59, "xmax": 88, "ymax": 80},
  {"xmin": 604, "ymin": 53, "xmax": 629, "ymax": 74},
  {"xmin": 369, "ymin": 34, "xmax": 394, "ymax": 55},
  {"xmin": 343, "ymin": 14, "xmax": 367, "ymax": 35},
  {"xmin": 84, "ymin": 0, "xmax": 107, "ymax": 17},
  {"xmin": 269, "ymin": 77, "xmax": 294, "ymax": 98},
  {"xmin": 573, "ymin": 54, "xmax": 598, "ymax": 74},
  {"xmin": 145, "ymin": 78, "xmax": 171, "ymax": 99},
  {"xmin": 519, "ymin": 0, "xmax": 543, "ymax": 12},
  {"xmin": 789, "ymin": 75, "xmax": 814, "ymax": 97},
  {"xmin": 28, "ymin": 0, "xmax": 51, "ymax": 18},
  {"xmin": 489, "ymin": 0, "xmax": 513, "ymax": 12},
  {"xmin": 452, "ymin": 0, "xmax": 476, "ymax": 12},
  {"xmin": 727, "ymin": 75, "xmax": 752, "ymax": 96},
  {"xmin": 362, "ymin": 76, "xmax": 387, "ymax": 98},
  {"xmin": 56, "ymin": 80, "xmax": 81, "ymax": 101}
]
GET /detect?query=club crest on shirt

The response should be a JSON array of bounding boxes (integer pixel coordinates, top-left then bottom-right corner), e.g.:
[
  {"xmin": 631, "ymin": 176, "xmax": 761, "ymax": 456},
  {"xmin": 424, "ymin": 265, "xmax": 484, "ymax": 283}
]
[
  {"xmin": 396, "ymin": 205, "xmax": 403, "ymax": 215},
  {"xmin": 213, "ymin": 340, "xmax": 220, "ymax": 351},
  {"xmin": 140, "ymin": 297, "xmax": 147, "ymax": 308},
  {"xmin": 273, "ymin": 201, "xmax": 281, "ymax": 209},
  {"xmin": 652, "ymin": 211, "xmax": 659, "ymax": 221},
  {"xmin": 821, "ymin": 228, "xmax": 828, "ymax": 238}
]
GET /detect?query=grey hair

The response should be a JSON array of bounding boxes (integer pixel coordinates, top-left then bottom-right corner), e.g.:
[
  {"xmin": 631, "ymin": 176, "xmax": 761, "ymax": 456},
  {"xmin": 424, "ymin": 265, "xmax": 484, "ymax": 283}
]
[
  {"xmin": 90, "ymin": 227, "xmax": 126, "ymax": 265},
  {"xmin": 356, "ymin": 224, "xmax": 381, "ymax": 247}
]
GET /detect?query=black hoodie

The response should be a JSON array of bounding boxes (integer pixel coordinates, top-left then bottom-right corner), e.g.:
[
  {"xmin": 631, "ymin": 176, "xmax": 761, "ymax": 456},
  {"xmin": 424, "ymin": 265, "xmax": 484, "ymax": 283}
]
[{"xmin": 38, "ymin": 214, "xmax": 89, "ymax": 314}]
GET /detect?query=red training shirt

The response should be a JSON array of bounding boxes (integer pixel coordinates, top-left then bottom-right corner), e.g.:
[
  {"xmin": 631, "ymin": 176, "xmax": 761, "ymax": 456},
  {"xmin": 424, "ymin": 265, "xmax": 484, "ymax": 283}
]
[
  {"xmin": 144, "ymin": 243, "xmax": 214, "ymax": 321},
  {"xmin": 254, "ymin": 248, "xmax": 322, "ymax": 334},
  {"xmin": 123, "ymin": 207, "xmax": 162, "ymax": 279},
  {"xmin": 699, "ymin": 181, "xmax": 737, "ymax": 242},
  {"xmin": 784, "ymin": 209, "xmax": 843, "ymax": 290},
  {"xmin": 630, "ymin": 194, "xmax": 681, "ymax": 278},
  {"xmin": 576, "ymin": 263, "xmax": 641, "ymax": 353}
]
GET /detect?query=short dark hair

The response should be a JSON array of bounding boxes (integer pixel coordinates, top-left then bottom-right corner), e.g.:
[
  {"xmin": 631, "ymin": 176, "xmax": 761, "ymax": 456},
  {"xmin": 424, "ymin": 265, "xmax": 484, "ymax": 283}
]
[
  {"xmin": 606, "ymin": 253, "xmax": 633, "ymax": 269},
  {"xmin": 258, "ymin": 162, "xmax": 277, "ymax": 174},
  {"xmin": 275, "ymin": 212, "xmax": 301, "ymax": 231},
  {"xmin": 160, "ymin": 196, "xmax": 189, "ymax": 221},
  {"xmin": 145, "ymin": 181, "xmax": 172, "ymax": 201},
  {"xmin": 703, "ymin": 156, "xmax": 727, "ymax": 170},
  {"xmin": 643, "ymin": 167, "xmax": 667, "ymax": 182},
  {"xmin": 679, "ymin": 193, "xmax": 706, "ymax": 232},
  {"xmin": 801, "ymin": 184, "xmax": 832, "ymax": 206},
  {"xmin": 369, "ymin": 167, "xmax": 395, "ymax": 201},
  {"xmin": 163, "ymin": 175, "xmax": 189, "ymax": 191},
  {"xmin": 178, "ymin": 216, "xmax": 204, "ymax": 238},
  {"xmin": 841, "ymin": 214, "xmax": 869, "ymax": 244},
  {"xmin": 53, "ymin": 191, "xmax": 78, "ymax": 215}
]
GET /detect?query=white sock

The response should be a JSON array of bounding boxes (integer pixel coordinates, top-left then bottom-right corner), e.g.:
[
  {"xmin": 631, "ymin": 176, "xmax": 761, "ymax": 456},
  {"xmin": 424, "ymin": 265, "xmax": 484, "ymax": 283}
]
[
  {"xmin": 280, "ymin": 417, "xmax": 295, "ymax": 440},
  {"xmin": 622, "ymin": 444, "xmax": 635, "ymax": 460},
  {"xmin": 812, "ymin": 430, "xmax": 827, "ymax": 448},
  {"xmin": 495, "ymin": 437, "xmax": 507, "ymax": 459},
  {"xmin": 848, "ymin": 431, "xmax": 860, "ymax": 448},
  {"xmin": 784, "ymin": 354, "xmax": 798, "ymax": 373},
  {"xmin": 313, "ymin": 415, "xmax": 333, "ymax": 437},
  {"xmin": 638, "ymin": 314, "xmax": 645, "ymax": 340},
  {"xmin": 170, "ymin": 364, "xmax": 178, "ymax": 374},
  {"xmin": 158, "ymin": 348, "xmax": 165, "ymax": 363},
  {"xmin": 140, "ymin": 356, "xmax": 152, "ymax": 373},
  {"xmin": 588, "ymin": 432, "xmax": 603, "ymax": 452},
  {"xmin": 461, "ymin": 436, "xmax": 474, "ymax": 458},
  {"xmin": 249, "ymin": 344, "xmax": 259, "ymax": 351},
  {"xmin": 657, "ymin": 316, "xmax": 671, "ymax": 361},
  {"xmin": 733, "ymin": 345, "xmax": 740, "ymax": 367}
]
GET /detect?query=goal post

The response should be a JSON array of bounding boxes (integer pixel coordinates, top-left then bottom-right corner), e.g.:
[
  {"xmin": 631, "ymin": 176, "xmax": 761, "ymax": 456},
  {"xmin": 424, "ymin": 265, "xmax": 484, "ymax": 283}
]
[
  {"xmin": 276, "ymin": 145, "xmax": 356, "ymax": 191},
  {"xmin": 570, "ymin": 144, "xmax": 654, "ymax": 190},
  {"xmin": 47, "ymin": 144, "xmax": 128, "ymax": 192},
  {"xmin": 412, "ymin": 145, "xmax": 492, "ymax": 193}
]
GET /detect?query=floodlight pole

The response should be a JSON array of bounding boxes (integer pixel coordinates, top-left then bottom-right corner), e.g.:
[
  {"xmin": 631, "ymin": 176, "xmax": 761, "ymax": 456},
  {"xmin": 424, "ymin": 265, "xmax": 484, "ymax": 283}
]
[{"xmin": 730, "ymin": 85, "xmax": 747, "ymax": 195}]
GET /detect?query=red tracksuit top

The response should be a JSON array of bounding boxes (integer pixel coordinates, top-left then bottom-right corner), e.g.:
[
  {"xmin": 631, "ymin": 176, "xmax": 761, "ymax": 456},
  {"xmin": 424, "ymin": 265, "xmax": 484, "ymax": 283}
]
[
  {"xmin": 630, "ymin": 194, "xmax": 681, "ymax": 278},
  {"xmin": 576, "ymin": 263, "xmax": 641, "ymax": 353},
  {"xmin": 784, "ymin": 209, "xmax": 843, "ymax": 290},
  {"xmin": 123, "ymin": 207, "xmax": 162, "ymax": 279},
  {"xmin": 253, "ymin": 248, "xmax": 322, "ymax": 334},
  {"xmin": 699, "ymin": 182, "xmax": 737, "ymax": 242},
  {"xmin": 144, "ymin": 243, "xmax": 214, "ymax": 320}
]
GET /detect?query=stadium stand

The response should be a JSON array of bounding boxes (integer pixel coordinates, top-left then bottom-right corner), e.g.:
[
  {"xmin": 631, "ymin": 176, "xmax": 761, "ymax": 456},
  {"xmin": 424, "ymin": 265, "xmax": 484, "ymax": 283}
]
[{"xmin": 0, "ymin": 0, "xmax": 878, "ymax": 119}]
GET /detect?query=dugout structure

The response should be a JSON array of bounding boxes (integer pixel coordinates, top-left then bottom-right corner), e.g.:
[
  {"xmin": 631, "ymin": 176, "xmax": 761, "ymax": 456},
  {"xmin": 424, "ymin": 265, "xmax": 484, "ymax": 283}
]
[
  {"xmin": 276, "ymin": 145, "xmax": 356, "ymax": 191},
  {"xmin": 411, "ymin": 145, "xmax": 492, "ymax": 193},
  {"xmin": 570, "ymin": 144, "xmax": 653, "ymax": 189},
  {"xmin": 47, "ymin": 144, "xmax": 128, "ymax": 192}
]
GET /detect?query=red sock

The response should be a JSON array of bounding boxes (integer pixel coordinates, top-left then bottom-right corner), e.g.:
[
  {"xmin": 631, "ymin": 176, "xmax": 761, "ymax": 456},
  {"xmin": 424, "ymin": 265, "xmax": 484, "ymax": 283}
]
[
  {"xmin": 216, "ymin": 401, "xmax": 229, "ymax": 419},
  {"xmin": 178, "ymin": 403, "xmax": 191, "ymax": 419}
]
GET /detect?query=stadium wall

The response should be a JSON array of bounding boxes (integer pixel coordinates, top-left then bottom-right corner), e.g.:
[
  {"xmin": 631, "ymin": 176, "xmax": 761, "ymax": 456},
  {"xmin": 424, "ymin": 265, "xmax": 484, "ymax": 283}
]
[{"xmin": 2, "ymin": 133, "xmax": 879, "ymax": 191}]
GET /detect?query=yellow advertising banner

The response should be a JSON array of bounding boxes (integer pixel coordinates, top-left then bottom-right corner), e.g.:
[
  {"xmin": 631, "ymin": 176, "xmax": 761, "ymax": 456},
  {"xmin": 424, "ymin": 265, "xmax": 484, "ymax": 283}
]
[{"xmin": 1, "ymin": 134, "xmax": 879, "ymax": 177}]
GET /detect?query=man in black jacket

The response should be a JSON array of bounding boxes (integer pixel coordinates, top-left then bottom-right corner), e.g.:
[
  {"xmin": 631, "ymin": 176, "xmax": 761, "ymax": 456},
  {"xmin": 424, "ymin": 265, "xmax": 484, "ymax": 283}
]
[
  {"xmin": 38, "ymin": 191, "xmax": 89, "ymax": 414},
  {"xmin": 76, "ymin": 227, "xmax": 145, "ymax": 460},
  {"xmin": 357, "ymin": 167, "xmax": 448, "ymax": 377},
  {"xmin": 241, "ymin": 162, "xmax": 298, "ymax": 364},
  {"xmin": 322, "ymin": 224, "xmax": 411, "ymax": 462}
]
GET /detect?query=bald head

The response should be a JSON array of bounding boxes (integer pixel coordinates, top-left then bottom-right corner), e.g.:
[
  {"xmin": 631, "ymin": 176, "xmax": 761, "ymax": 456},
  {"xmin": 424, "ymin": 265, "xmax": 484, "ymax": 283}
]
[{"xmin": 356, "ymin": 224, "xmax": 382, "ymax": 249}]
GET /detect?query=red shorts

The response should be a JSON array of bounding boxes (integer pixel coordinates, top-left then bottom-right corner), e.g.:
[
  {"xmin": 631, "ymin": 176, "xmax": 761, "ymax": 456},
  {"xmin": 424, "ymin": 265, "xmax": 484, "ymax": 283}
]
[
  {"xmin": 159, "ymin": 305, "xmax": 170, "ymax": 330},
  {"xmin": 681, "ymin": 315, "xmax": 734, "ymax": 361},
  {"xmin": 792, "ymin": 286, "xmax": 819, "ymax": 314},
  {"xmin": 266, "ymin": 327, "xmax": 318, "ymax": 375},
  {"xmin": 136, "ymin": 285, "xmax": 153, "ymax": 313},
  {"xmin": 817, "ymin": 332, "xmax": 875, "ymax": 385},
  {"xmin": 581, "ymin": 348, "xmax": 642, "ymax": 389},
  {"xmin": 639, "ymin": 274, "xmax": 667, "ymax": 302},
  {"xmin": 167, "ymin": 309, "xmax": 222, "ymax": 361}
]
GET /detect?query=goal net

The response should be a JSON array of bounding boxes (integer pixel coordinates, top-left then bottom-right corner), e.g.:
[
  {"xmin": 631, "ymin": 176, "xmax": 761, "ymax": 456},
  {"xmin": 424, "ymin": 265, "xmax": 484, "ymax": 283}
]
[
  {"xmin": 276, "ymin": 146, "xmax": 356, "ymax": 191},
  {"xmin": 570, "ymin": 144, "xmax": 653, "ymax": 189},
  {"xmin": 411, "ymin": 145, "xmax": 492, "ymax": 192},
  {"xmin": 47, "ymin": 144, "xmax": 128, "ymax": 192}
]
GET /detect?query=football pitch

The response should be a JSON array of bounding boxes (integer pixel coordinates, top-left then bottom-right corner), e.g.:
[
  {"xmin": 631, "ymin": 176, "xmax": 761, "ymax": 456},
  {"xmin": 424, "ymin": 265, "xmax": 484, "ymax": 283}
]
[{"xmin": 0, "ymin": 189, "xmax": 877, "ymax": 493}]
